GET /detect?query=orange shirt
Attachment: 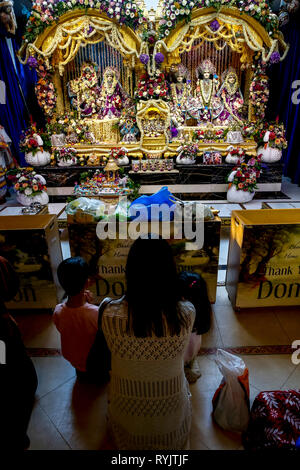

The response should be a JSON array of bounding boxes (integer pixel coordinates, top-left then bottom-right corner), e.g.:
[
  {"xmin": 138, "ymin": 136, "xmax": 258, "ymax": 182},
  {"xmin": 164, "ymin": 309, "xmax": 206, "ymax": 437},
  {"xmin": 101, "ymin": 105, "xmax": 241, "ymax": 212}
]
[{"xmin": 53, "ymin": 302, "xmax": 98, "ymax": 372}]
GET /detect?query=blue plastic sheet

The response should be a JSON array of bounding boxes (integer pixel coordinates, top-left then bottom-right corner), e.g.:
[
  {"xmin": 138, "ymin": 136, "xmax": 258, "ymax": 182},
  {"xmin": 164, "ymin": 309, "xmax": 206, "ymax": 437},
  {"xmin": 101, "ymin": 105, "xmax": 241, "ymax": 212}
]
[{"xmin": 129, "ymin": 186, "xmax": 176, "ymax": 221}]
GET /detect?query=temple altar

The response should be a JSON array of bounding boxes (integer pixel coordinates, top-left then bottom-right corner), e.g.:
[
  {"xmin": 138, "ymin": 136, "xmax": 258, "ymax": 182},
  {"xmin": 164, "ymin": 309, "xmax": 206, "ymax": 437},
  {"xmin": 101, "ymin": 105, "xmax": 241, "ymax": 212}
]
[{"xmin": 17, "ymin": 4, "xmax": 289, "ymax": 197}]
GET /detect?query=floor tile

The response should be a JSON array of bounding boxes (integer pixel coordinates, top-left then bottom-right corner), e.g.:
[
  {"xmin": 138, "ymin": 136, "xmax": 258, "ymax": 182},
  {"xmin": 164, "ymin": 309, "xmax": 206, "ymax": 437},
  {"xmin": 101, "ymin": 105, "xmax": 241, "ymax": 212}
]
[
  {"xmin": 39, "ymin": 378, "xmax": 109, "ymax": 450},
  {"xmin": 189, "ymin": 387, "xmax": 242, "ymax": 450},
  {"xmin": 214, "ymin": 305, "xmax": 291, "ymax": 347},
  {"xmin": 239, "ymin": 354, "xmax": 297, "ymax": 391},
  {"xmin": 274, "ymin": 309, "xmax": 300, "ymax": 343},
  {"xmin": 13, "ymin": 312, "xmax": 61, "ymax": 349},
  {"xmin": 32, "ymin": 357, "xmax": 75, "ymax": 399},
  {"xmin": 214, "ymin": 286, "xmax": 232, "ymax": 306},
  {"xmin": 192, "ymin": 355, "xmax": 222, "ymax": 392},
  {"xmin": 201, "ymin": 311, "xmax": 224, "ymax": 348},
  {"xmin": 281, "ymin": 365, "xmax": 300, "ymax": 390},
  {"xmin": 28, "ymin": 402, "xmax": 70, "ymax": 450}
]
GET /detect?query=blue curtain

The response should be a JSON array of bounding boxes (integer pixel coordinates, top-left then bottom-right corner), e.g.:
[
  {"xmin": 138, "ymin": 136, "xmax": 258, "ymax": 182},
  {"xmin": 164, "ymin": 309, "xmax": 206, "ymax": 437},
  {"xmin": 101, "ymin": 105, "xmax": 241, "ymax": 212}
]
[
  {"xmin": 268, "ymin": 13, "xmax": 300, "ymax": 185},
  {"xmin": 0, "ymin": 36, "xmax": 37, "ymax": 165}
]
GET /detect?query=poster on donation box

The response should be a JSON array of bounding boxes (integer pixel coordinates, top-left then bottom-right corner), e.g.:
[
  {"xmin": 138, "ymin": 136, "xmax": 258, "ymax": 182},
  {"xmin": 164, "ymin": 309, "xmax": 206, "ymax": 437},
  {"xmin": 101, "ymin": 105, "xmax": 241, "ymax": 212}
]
[
  {"xmin": 238, "ymin": 225, "xmax": 300, "ymax": 307},
  {"xmin": 226, "ymin": 210, "xmax": 300, "ymax": 308},
  {"xmin": 68, "ymin": 219, "xmax": 220, "ymax": 304}
]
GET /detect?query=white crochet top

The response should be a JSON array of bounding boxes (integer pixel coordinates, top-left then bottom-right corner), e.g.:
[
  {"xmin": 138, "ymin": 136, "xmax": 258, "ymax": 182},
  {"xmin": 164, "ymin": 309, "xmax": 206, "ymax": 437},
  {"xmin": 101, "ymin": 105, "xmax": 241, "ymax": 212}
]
[{"xmin": 102, "ymin": 299, "xmax": 195, "ymax": 450}]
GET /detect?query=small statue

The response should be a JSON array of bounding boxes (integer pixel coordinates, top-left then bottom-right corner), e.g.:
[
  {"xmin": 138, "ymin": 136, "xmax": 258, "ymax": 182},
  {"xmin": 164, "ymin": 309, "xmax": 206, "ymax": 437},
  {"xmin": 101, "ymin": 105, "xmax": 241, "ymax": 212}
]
[
  {"xmin": 188, "ymin": 59, "xmax": 223, "ymax": 125},
  {"xmin": 68, "ymin": 63, "xmax": 101, "ymax": 118},
  {"xmin": 170, "ymin": 64, "xmax": 192, "ymax": 128},
  {"xmin": 215, "ymin": 68, "xmax": 244, "ymax": 126},
  {"xmin": 0, "ymin": 0, "xmax": 17, "ymax": 35},
  {"xmin": 97, "ymin": 67, "xmax": 128, "ymax": 120},
  {"xmin": 120, "ymin": 117, "xmax": 139, "ymax": 143}
]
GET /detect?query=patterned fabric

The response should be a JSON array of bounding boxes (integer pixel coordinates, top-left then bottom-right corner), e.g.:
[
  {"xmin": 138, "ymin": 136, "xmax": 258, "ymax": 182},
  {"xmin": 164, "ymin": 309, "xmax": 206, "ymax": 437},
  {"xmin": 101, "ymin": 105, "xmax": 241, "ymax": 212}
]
[
  {"xmin": 243, "ymin": 390, "xmax": 300, "ymax": 450},
  {"xmin": 102, "ymin": 299, "xmax": 195, "ymax": 450}
]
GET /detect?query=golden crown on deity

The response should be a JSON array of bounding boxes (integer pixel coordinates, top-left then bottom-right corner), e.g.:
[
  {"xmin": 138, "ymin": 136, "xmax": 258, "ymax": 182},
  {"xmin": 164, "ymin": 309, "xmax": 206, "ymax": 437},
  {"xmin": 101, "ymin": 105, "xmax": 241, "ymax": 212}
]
[
  {"xmin": 196, "ymin": 59, "xmax": 216, "ymax": 77},
  {"xmin": 81, "ymin": 61, "xmax": 98, "ymax": 74},
  {"xmin": 221, "ymin": 66, "xmax": 238, "ymax": 82},
  {"xmin": 103, "ymin": 66, "xmax": 120, "ymax": 81},
  {"xmin": 175, "ymin": 64, "xmax": 188, "ymax": 78}
]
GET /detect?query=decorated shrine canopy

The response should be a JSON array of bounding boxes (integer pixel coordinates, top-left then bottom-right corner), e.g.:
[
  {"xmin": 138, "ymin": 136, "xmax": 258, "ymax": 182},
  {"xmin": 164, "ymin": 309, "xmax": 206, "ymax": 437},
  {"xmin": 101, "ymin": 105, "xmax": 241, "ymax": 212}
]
[{"xmin": 19, "ymin": 1, "xmax": 289, "ymax": 74}]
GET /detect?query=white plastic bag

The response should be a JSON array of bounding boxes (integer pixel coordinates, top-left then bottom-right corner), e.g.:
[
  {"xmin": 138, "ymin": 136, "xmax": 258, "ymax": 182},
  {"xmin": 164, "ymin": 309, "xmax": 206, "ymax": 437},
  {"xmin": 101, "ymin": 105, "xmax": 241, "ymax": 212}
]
[{"xmin": 212, "ymin": 349, "xmax": 250, "ymax": 432}]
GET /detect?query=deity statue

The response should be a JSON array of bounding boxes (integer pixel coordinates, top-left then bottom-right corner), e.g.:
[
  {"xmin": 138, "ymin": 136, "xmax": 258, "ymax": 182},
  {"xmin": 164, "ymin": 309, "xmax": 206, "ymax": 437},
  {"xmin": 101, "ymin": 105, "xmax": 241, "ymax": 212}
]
[
  {"xmin": 68, "ymin": 63, "xmax": 101, "ymax": 118},
  {"xmin": 97, "ymin": 67, "xmax": 128, "ymax": 120},
  {"xmin": 215, "ymin": 68, "xmax": 244, "ymax": 125},
  {"xmin": 188, "ymin": 59, "xmax": 223, "ymax": 125},
  {"xmin": 142, "ymin": 108, "xmax": 166, "ymax": 138},
  {"xmin": 169, "ymin": 64, "xmax": 192, "ymax": 128}
]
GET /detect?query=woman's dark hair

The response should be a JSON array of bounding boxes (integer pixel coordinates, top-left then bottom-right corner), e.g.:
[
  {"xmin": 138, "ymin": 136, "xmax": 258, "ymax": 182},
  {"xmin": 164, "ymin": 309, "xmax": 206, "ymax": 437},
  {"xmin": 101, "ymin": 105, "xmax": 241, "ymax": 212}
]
[
  {"xmin": 57, "ymin": 257, "xmax": 89, "ymax": 297},
  {"xmin": 0, "ymin": 256, "xmax": 19, "ymax": 313},
  {"xmin": 125, "ymin": 238, "xmax": 187, "ymax": 338},
  {"xmin": 178, "ymin": 271, "xmax": 211, "ymax": 335}
]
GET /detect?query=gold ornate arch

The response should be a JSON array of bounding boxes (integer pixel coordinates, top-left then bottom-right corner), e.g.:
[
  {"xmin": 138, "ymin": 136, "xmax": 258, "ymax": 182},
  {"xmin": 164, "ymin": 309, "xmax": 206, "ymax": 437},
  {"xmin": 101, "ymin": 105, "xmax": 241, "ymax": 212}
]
[
  {"xmin": 18, "ymin": 9, "xmax": 142, "ymax": 75},
  {"xmin": 155, "ymin": 7, "xmax": 289, "ymax": 70}
]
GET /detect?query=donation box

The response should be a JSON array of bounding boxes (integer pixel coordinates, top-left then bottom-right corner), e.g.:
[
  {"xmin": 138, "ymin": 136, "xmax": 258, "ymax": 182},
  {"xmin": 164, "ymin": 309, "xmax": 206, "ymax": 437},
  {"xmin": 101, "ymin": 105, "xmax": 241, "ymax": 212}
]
[
  {"xmin": 0, "ymin": 215, "xmax": 64, "ymax": 309},
  {"xmin": 226, "ymin": 209, "xmax": 300, "ymax": 309}
]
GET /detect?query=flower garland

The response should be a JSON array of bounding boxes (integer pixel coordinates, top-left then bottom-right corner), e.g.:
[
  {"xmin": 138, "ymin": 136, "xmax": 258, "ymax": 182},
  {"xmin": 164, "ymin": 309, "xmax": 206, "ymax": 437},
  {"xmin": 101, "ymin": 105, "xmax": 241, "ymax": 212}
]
[
  {"xmin": 135, "ymin": 70, "xmax": 169, "ymax": 102},
  {"xmin": 24, "ymin": 0, "xmax": 145, "ymax": 43},
  {"xmin": 8, "ymin": 168, "xmax": 47, "ymax": 197},
  {"xmin": 158, "ymin": 0, "xmax": 279, "ymax": 39},
  {"xmin": 29, "ymin": 58, "xmax": 57, "ymax": 117},
  {"xmin": 159, "ymin": 0, "xmax": 279, "ymax": 39},
  {"xmin": 227, "ymin": 156, "xmax": 262, "ymax": 193},
  {"xmin": 249, "ymin": 63, "xmax": 269, "ymax": 120}
]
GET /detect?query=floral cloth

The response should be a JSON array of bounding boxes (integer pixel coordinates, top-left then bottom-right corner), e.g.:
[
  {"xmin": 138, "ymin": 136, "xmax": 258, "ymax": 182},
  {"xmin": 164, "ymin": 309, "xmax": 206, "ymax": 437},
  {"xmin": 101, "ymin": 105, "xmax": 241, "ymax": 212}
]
[{"xmin": 243, "ymin": 390, "xmax": 300, "ymax": 450}]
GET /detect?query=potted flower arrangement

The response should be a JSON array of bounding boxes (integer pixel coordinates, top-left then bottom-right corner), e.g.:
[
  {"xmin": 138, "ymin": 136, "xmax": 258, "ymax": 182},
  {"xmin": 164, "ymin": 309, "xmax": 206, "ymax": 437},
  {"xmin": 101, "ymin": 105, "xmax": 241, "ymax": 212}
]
[
  {"xmin": 225, "ymin": 146, "xmax": 246, "ymax": 164},
  {"xmin": 66, "ymin": 117, "xmax": 90, "ymax": 144},
  {"xmin": 226, "ymin": 124, "xmax": 244, "ymax": 144},
  {"xmin": 176, "ymin": 142, "xmax": 198, "ymax": 165},
  {"xmin": 135, "ymin": 70, "xmax": 169, "ymax": 102},
  {"xmin": 110, "ymin": 147, "xmax": 129, "ymax": 166},
  {"xmin": 193, "ymin": 128, "xmax": 228, "ymax": 143},
  {"xmin": 256, "ymin": 121, "xmax": 287, "ymax": 162},
  {"xmin": 20, "ymin": 125, "xmax": 51, "ymax": 167},
  {"xmin": 242, "ymin": 122, "xmax": 257, "ymax": 141},
  {"xmin": 226, "ymin": 157, "xmax": 262, "ymax": 203},
  {"xmin": 54, "ymin": 147, "xmax": 77, "ymax": 167},
  {"xmin": 46, "ymin": 118, "xmax": 66, "ymax": 147},
  {"xmin": 8, "ymin": 168, "xmax": 49, "ymax": 206}
]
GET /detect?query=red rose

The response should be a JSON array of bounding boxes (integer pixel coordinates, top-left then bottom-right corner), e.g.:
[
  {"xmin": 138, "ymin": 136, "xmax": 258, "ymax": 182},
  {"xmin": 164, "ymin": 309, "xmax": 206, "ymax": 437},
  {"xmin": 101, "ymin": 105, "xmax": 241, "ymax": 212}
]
[{"xmin": 29, "ymin": 138, "xmax": 38, "ymax": 147}]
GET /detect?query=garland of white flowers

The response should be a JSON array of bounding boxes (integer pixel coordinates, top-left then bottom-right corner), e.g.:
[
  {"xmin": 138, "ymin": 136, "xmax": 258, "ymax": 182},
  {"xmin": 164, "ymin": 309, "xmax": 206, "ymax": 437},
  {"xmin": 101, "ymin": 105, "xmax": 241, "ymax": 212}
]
[
  {"xmin": 20, "ymin": 16, "xmax": 140, "ymax": 74},
  {"xmin": 158, "ymin": 1, "xmax": 280, "ymax": 39},
  {"xmin": 24, "ymin": 0, "xmax": 144, "ymax": 43},
  {"xmin": 154, "ymin": 11, "xmax": 289, "ymax": 66}
]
